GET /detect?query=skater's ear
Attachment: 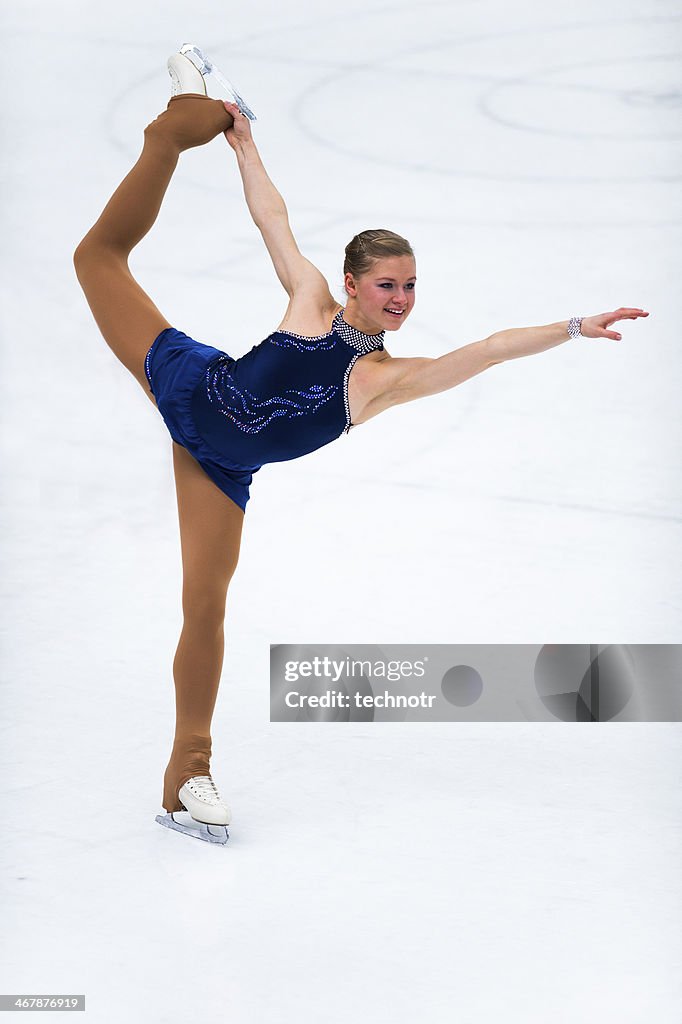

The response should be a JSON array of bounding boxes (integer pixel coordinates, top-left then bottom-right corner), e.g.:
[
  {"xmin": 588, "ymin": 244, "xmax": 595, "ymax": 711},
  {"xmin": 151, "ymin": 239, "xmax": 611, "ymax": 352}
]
[{"xmin": 344, "ymin": 272, "xmax": 358, "ymax": 297}]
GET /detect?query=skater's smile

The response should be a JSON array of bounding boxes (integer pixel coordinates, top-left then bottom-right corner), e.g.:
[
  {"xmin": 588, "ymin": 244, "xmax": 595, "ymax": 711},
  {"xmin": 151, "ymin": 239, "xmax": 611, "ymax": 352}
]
[{"xmin": 344, "ymin": 254, "xmax": 417, "ymax": 334}]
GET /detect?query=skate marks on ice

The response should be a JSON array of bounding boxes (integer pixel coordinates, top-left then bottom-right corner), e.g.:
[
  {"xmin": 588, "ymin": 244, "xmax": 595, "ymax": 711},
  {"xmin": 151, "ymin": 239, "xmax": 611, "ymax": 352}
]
[{"xmin": 289, "ymin": 11, "xmax": 682, "ymax": 185}]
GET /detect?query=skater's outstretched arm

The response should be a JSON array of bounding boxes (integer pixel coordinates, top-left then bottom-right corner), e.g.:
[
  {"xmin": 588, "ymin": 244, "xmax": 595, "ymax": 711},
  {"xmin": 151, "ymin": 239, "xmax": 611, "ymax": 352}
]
[
  {"xmin": 370, "ymin": 308, "xmax": 649, "ymax": 411},
  {"xmin": 223, "ymin": 101, "xmax": 332, "ymax": 301}
]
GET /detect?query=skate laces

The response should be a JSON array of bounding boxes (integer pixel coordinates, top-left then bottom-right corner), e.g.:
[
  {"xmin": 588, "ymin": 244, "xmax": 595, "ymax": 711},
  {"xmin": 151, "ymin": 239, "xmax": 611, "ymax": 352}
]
[{"xmin": 186, "ymin": 775, "xmax": 223, "ymax": 804}]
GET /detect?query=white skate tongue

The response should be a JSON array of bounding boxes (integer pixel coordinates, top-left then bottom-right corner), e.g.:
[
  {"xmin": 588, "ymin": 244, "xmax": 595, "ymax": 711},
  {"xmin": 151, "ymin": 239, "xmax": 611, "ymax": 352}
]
[{"xmin": 189, "ymin": 776, "xmax": 220, "ymax": 802}]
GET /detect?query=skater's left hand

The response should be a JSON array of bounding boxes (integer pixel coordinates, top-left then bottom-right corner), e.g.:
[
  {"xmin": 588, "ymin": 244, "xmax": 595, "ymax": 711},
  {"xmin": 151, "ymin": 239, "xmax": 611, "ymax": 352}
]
[{"xmin": 580, "ymin": 308, "xmax": 649, "ymax": 341}]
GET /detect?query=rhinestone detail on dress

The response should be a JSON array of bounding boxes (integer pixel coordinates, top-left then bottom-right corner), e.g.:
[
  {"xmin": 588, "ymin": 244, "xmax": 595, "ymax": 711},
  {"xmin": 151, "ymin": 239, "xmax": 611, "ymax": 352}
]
[
  {"xmin": 268, "ymin": 309, "xmax": 385, "ymax": 353},
  {"xmin": 336, "ymin": 311, "xmax": 384, "ymax": 432},
  {"xmin": 334, "ymin": 310, "xmax": 385, "ymax": 353},
  {"xmin": 199, "ymin": 309, "xmax": 385, "ymax": 439},
  {"xmin": 205, "ymin": 359, "xmax": 339, "ymax": 433},
  {"xmin": 342, "ymin": 353, "xmax": 361, "ymax": 435},
  {"xmin": 269, "ymin": 333, "xmax": 337, "ymax": 352}
]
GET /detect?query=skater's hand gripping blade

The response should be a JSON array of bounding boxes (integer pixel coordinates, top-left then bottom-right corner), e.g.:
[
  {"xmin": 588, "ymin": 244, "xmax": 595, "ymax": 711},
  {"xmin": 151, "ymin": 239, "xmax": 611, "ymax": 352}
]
[
  {"xmin": 177, "ymin": 43, "xmax": 256, "ymax": 121},
  {"xmin": 155, "ymin": 812, "xmax": 229, "ymax": 845}
]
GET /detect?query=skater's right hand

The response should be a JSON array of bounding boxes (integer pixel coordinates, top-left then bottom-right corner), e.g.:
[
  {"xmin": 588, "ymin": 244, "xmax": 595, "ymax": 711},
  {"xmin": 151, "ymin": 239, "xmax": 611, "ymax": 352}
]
[{"xmin": 223, "ymin": 101, "xmax": 253, "ymax": 150}]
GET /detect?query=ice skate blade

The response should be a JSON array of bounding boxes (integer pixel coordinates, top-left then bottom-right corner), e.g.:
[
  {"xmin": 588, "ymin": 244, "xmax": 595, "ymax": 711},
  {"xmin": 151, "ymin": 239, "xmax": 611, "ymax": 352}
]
[
  {"xmin": 155, "ymin": 812, "xmax": 229, "ymax": 845},
  {"xmin": 179, "ymin": 42, "xmax": 256, "ymax": 121}
]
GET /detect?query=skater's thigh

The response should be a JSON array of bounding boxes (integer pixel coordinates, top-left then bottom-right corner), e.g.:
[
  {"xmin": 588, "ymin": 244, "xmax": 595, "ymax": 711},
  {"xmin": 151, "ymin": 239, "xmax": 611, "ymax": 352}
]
[
  {"xmin": 172, "ymin": 442, "xmax": 245, "ymax": 616},
  {"xmin": 73, "ymin": 244, "xmax": 172, "ymax": 391}
]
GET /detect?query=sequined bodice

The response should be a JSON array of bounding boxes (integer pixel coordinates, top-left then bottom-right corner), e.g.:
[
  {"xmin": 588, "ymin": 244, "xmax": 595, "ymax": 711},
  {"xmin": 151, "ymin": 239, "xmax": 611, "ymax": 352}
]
[{"xmin": 189, "ymin": 309, "xmax": 385, "ymax": 470}]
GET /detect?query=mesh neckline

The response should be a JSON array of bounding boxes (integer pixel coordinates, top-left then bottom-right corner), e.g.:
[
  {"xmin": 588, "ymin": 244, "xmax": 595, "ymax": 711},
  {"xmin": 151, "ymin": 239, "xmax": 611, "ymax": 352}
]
[
  {"xmin": 337, "ymin": 309, "xmax": 385, "ymax": 340},
  {"xmin": 334, "ymin": 309, "xmax": 385, "ymax": 351},
  {"xmin": 270, "ymin": 308, "xmax": 385, "ymax": 348}
]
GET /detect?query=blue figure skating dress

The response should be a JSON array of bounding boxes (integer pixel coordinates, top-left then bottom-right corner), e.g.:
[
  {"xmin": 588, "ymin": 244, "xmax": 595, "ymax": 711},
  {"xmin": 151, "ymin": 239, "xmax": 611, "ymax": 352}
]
[{"xmin": 144, "ymin": 309, "xmax": 385, "ymax": 511}]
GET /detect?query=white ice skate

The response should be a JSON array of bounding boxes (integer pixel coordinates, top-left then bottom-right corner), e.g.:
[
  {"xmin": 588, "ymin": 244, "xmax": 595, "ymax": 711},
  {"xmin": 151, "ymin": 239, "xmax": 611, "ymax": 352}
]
[
  {"xmin": 155, "ymin": 775, "xmax": 231, "ymax": 845},
  {"xmin": 167, "ymin": 43, "xmax": 257, "ymax": 121}
]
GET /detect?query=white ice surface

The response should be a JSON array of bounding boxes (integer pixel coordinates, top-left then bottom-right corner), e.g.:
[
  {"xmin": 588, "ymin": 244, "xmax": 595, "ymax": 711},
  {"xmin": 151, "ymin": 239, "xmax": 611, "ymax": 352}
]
[{"xmin": 1, "ymin": 1, "xmax": 681, "ymax": 1021}]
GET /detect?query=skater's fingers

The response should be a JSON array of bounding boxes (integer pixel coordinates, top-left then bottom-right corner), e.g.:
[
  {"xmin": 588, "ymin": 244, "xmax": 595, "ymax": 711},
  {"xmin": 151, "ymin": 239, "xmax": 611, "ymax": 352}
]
[{"xmin": 222, "ymin": 100, "xmax": 253, "ymax": 135}]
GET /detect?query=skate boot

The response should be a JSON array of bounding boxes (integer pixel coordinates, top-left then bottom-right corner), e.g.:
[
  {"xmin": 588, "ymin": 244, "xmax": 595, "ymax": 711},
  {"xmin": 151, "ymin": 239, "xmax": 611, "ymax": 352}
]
[
  {"xmin": 178, "ymin": 776, "xmax": 231, "ymax": 825},
  {"xmin": 167, "ymin": 47, "xmax": 208, "ymax": 96},
  {"xmin": 156, "ymin": 775, "xmax": 231, "ymax": 845},
  {"xmin": 167, "ymin": 43, "xmax": 256, "ymax": 121}
]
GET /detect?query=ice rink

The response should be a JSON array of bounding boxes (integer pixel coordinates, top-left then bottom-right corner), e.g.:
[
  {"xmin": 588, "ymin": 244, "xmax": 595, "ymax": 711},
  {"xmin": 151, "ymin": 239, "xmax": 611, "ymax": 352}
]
[{"xmin": 2, "ymin": 1, "xmax": 681, "ymax": 1021}]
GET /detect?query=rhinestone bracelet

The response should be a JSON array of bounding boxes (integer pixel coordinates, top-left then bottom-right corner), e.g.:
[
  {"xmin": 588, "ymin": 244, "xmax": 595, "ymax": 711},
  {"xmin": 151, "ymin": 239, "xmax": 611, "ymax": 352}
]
[{"xmin": 567, "ymin": 316, "xmax": 583, "ymax": 340}]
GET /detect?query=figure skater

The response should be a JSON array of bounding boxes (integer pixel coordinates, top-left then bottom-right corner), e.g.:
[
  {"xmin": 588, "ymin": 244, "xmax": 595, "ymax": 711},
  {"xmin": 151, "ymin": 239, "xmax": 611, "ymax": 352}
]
[{"xmin": 72, "ymin": 44, "xmax": 649, "ymax": 844}]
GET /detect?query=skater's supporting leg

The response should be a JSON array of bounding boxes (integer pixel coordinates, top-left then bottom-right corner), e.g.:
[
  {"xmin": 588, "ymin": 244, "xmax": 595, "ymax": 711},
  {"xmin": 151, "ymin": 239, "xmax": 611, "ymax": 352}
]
[
  {"xmin": 162, "ymin": 442, "xmax": 245, "ymax": 813},
  {"xmin": 73, "ymin": 96, "xmax": 234, "ymax": 391}
]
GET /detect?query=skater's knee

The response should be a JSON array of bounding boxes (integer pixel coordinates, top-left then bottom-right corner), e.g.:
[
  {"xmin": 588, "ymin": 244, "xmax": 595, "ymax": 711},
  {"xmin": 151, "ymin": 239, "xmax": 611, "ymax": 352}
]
[
  {"xmin": 73, "ymin": 239, "xmax": 102, "ymax": 284},
  {"xmin": 181, "ymin": 585, "xmax": 230, "ymax": 631},
  {"xmin": 73, "ymin": 236, "xmax": 126, "ymax": 273},
  {"xmin": 73, "ymin": 239, "xmax": 94, "ymax": 269}
]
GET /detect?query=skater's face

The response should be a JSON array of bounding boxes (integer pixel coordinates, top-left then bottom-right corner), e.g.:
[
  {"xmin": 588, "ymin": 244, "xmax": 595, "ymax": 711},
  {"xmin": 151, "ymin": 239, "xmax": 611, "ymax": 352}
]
[{"xmin": 344, "ymin": 255, "xmax": 417, "ymax": 331}]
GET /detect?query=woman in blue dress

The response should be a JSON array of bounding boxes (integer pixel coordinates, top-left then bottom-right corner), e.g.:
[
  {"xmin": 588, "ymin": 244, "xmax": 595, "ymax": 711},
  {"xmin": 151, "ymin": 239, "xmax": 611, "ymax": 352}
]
[{"xmin": 72, "ymin": 44, "xmax": 648, "ymax": 842}]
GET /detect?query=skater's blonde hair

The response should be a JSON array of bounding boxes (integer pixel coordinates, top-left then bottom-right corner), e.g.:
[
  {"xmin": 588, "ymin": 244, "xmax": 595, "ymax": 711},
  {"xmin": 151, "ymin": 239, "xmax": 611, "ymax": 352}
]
[{"xmin": 343, "ymin": 230, "xmax": 414, "ymax": 294}]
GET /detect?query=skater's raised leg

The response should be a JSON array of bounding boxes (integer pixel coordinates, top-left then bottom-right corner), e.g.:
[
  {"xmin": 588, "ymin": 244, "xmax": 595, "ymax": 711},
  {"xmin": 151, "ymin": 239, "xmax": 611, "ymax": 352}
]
[{"xmin": 72, "ymin": 95, "xmax": 234, "ymax": 394}]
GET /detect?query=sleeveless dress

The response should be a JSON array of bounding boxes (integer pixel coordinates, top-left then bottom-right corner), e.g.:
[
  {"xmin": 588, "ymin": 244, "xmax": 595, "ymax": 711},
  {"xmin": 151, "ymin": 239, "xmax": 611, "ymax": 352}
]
[{"xmin": 144, "ymin": 309, "xmax": 385, "ymax": 511}]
